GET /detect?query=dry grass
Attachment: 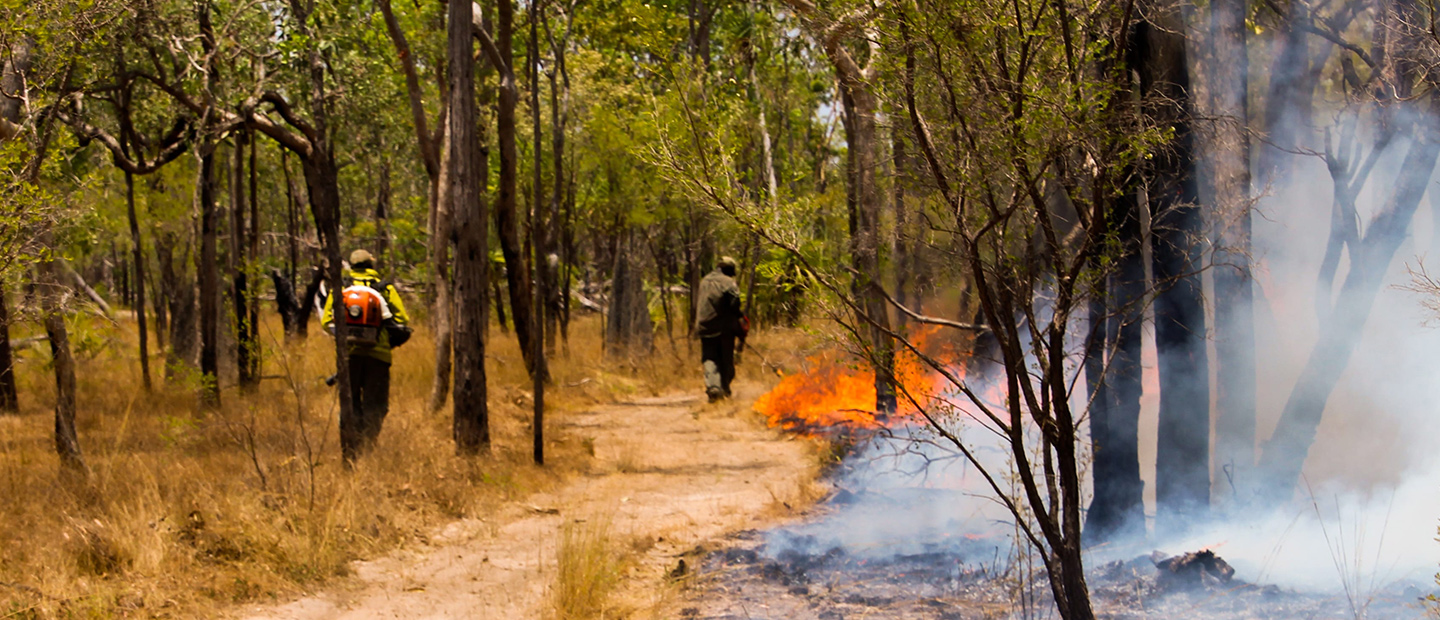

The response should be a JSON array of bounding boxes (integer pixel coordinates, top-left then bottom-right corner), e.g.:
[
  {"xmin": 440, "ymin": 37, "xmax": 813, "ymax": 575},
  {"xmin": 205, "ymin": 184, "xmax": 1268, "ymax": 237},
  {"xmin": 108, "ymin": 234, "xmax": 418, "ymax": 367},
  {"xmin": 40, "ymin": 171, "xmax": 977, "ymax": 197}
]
[
  {"xmin": 0, "ymin": 308, "xmax": 775, "ymax": 619},
  {"xmin": 550, "ymin": 515, "xmax": 624, "ymax": 620}
]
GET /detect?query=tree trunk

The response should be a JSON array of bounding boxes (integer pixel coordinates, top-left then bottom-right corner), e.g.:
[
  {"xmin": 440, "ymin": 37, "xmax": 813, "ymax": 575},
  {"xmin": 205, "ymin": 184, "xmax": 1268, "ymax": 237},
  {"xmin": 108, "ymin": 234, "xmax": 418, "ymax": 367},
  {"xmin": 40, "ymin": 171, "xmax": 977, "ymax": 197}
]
[
  {"xmin": 248, "ymin": 134, "xmax": 260, "ymax": 375},
  {"xmin": 429, "ymin": 121, "xmax": 455, "ymax": 413},
  {"xmin": 891, "ymin": 125, "xmax": 910, "ymax": 328},
  {"xmin": 529, "ymin": 0, "xmax": 547, "ymax": 465},
  {"xmin": 231, "ymin": 132, "xmax": 257, "ymax": 390},
  {"xmin": 269, "ymin": 269, "xmax": 304, "ymax": 336},
  {"xmin": 197, "ymin": 142, "xmax": 221, "ymax": 407},
  {"xmin": 0, "ymin": 288, "xmax": 16, "ymax": 412},
  {"xmin": 605, "ymin": 230, "xmax": 653, "ymax": 353},
  {"xmin": 1258, "ymin": 102, "xmax": 1440, "ymax": 496},
  {"xmin": 492, "ymin": 261, "xmax": 509, "ymax": 333},
  {"xmin": 159, "ymin": 232, "xmax": 198, "ymax": 379},
  {"xmin": 36, "ymin": 257, "xmax": 85, "ymax": 472},
  {"xmin": 496, "ymin": 0, "xmax": 535, "ymax": 374},
  {"xmin": 126, "ymin": 171, "xmax": 152, "ymax": 391},
  {"xmin": 839, "ymin": 78, "xmax": 896, "ymax": 415},
  {"xmin": 1136, "ymin": 14, "xmax": 1211, "ymax": 535},
  {"xmin": 1086, "ymin": 179, "xmax": 1146, "ymax": 544},
  {"xmin": 451, "ymin": 0, "xmax": 492, "ymax": 454},
  {"xmin": 547, "ymin": 26, "xmax": 569, "ymax": 355},
  {"xmin": 283, "ymin": 150, "xmax": 301, "ymax": 306},
  {"xmin": 1207, "ymin": 0, "xmax": 1256, "ymax": 505}
]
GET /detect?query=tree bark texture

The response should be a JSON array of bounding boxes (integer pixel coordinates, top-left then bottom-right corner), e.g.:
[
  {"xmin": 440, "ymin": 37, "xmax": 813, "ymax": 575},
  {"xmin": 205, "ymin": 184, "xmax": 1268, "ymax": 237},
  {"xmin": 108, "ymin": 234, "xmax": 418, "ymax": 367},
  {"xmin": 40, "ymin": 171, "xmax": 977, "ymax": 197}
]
[
  {"xmin": 451, "ymin": 0, "xmax": 492, "ymax": 454},
  {"xmin": 39, "ymin": 259, "xmax": 85, "ymax": 473},
  {"xmin": 231, "ymin": 132, "xmax": 257, "ymax": 390},
  {"xmin": 838, "ymin": 74, "xmax": 896, "ymax": 415}
]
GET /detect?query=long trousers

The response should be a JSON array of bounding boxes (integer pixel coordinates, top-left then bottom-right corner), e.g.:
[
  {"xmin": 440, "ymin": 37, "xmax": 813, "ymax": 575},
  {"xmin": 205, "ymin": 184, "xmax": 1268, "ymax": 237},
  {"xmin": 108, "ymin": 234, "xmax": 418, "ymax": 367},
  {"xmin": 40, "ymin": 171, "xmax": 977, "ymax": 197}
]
[
  {"xmin": 341, "ymin": 355, "xmax": 391, "ymax": 462},
  {"xmin": 701, "ymin": 335, "xmax": 736, "ymax": 396}
]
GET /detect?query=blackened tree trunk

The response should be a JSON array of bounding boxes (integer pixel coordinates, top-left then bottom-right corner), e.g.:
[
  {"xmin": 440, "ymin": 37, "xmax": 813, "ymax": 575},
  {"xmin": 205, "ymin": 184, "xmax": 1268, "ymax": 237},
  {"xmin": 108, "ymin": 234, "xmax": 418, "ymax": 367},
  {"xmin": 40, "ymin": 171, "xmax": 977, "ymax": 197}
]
[
  {"xmin": 1086, "ymin": 179, "xmax": 1146, "ymax": 544},
  {"xmin": 1135, "ymin": 12, "xmax": 1211, "ymax": 536},
  {"xmin": 452, "ymin": 0, "xmax": 492, "ymax": 454},
  {"xmin": 1208, "ymin": 0, "xmax": 1256, "ymax": 504}
]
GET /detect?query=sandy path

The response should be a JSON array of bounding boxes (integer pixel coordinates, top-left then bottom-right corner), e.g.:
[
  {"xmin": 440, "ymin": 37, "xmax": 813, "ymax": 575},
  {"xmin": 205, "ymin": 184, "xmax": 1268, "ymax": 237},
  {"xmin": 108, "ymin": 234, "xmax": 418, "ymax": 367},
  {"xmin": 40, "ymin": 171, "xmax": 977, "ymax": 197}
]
[{"xmin": 239, "ymin": 384, "xmax": 816, "ymax": 619}]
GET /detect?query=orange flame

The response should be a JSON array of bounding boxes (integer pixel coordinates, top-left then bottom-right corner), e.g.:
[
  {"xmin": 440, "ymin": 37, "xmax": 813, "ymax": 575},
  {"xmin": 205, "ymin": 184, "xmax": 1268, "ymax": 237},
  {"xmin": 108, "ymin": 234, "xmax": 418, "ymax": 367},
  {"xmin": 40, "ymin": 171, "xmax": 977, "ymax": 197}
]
[{"xmin": 755, "ymin": 326, "xmax": 965, "ymax": 433}]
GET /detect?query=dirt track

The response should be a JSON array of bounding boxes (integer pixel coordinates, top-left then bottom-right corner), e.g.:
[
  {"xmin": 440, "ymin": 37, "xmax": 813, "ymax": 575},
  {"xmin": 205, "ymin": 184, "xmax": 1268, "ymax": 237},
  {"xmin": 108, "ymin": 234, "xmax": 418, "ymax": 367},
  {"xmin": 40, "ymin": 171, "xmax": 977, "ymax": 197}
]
[{"xmin": 238, "ymin": 383, "xmax": 818, "ymax": 619}]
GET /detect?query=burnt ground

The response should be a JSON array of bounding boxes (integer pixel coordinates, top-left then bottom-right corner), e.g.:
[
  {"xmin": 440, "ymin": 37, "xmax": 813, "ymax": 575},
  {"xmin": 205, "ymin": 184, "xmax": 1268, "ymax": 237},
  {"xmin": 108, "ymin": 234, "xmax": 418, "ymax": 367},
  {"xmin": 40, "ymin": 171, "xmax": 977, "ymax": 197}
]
[{"xmin": 670, "ymin": 510, "xmax": 1436, "ymax": 620}]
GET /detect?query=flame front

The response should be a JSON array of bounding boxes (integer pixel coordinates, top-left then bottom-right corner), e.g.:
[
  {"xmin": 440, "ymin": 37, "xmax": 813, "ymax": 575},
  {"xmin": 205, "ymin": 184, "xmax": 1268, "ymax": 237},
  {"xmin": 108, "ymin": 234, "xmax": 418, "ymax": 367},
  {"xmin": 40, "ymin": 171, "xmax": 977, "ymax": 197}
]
[{"xmin": 755, "ymin": 327, "xmax": 964, "ymax": 433}]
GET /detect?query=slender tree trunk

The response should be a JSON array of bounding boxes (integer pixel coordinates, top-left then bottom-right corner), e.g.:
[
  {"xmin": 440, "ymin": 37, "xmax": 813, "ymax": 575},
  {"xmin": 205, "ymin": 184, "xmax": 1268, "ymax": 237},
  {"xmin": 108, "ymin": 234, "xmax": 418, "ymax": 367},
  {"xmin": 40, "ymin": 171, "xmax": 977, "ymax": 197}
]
[
  {"xmin": 529, "ymin": 0, "xmax": 547, "ymax": 465},
  {"xmin": 839, "ymin": 79, "xmax": 896, "ymax": 415},
  {"xmin": 151, "ymin": 256, "xmax": 167, "ymax": 353},
  {"xmin": 283, "ymin": 151, "xmax": 301, "ymax": 302},
  {"xmin": 0, "ymin": 288, "xmax": 16, "ymax": 412},
  {"xmin": 1086, "ymin": 177, "xmax": 1146, "ymax": 543},
  {"xmin": 160, "ymin": 233, "xmax": 198, "ymax": 379},
  {"xmin": 605, "ymin": 229, "xmax": 653, "ymax": 353},
  {"xmin": 891, "ymin": 126, "xmax": 909, "ymax": 328},
  {"xmin": 196, "ymin": 0, "xmax": 221, "ymax": 407},
  {"xmin": 1208, "ymin": 0, "xmax": 1256, "ymax": 504},
  {"xmin": 492, "ymin": 262, "xmax": 509, "ymax": 333},
  {"xmin": 547, "ymin": 25, "xmax": 569, "ymax": 355},
  {"xmin": 38, "ymin": 259, "xmax": 84, "ymax": 473},
  {"xmin": 451, "ymin": 0, "xmax": 492, "ymax": 454},
  {"xmin": 231, "ymin": 131, "xmax": 256, "ymax": 390},
  {"xmin": 429, "ymin": 122, "xmax": 455, "ymax": 413},
  {"xmin": 248, "ymin": 134, "xmax": 260, "ymax": 369},
  {"xmin": 496, "ymin": 0, "xmax": 535, "ymax": 374},
  {"xmin": 1134, "ymin": 11, "xmax": 1211, "ymax": 535},
  {"xmin": 0, "ymin": 49, "xmax": 17, "ymax": 410},
  {"xmin": 126, "ymin": 171, "xmax": 152, "ymax": 391},
  {"xmin": 198, "ymin": 141, "xmax": 221, "ymax": 407}
]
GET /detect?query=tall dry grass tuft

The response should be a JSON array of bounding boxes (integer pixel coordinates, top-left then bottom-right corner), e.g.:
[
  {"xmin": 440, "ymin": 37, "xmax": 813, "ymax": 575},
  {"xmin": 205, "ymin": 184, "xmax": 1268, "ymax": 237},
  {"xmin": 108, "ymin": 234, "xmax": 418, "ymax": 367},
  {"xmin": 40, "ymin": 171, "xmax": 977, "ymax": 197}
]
[{"xmin": 551, "ymin": 515, "xmax": 623, "ymax": 619}]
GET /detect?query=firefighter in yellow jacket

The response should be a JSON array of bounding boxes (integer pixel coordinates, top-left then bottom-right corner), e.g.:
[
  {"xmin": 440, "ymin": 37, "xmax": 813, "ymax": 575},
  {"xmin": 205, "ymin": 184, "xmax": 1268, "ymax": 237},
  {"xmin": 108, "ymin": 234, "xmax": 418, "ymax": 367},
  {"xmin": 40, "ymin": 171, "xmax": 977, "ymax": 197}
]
[{"xmin": 322, "ymin": 249, "xmax": 411, "ymax": 462}]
